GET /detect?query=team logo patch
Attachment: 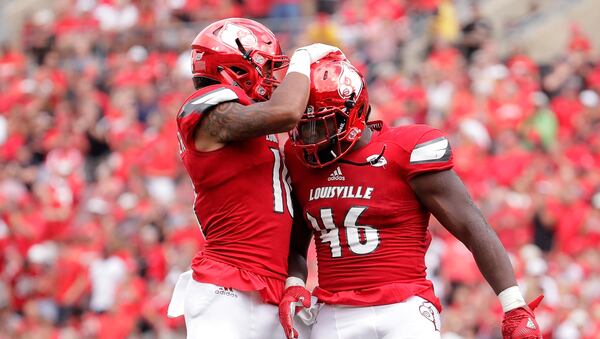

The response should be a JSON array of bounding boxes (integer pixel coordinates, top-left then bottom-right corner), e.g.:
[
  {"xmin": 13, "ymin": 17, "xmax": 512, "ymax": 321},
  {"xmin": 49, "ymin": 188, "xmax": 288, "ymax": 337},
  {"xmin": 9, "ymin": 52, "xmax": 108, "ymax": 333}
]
[
  {"xmin": 366, "ymin": 154, "xmax": 387, "ymax": 167},
  {"xmin": 338, "ymin": 63, "xmax": 363, "ymax": 99},
  {"xmin": 347, "ymin": 127, "xmax": 360, "ymax": 141},
  {"xmin": 219, "ymin": 23, "xmax": 258, "ymax": 51},
  {"xmin": 306, "ymin": 105, "xmax": 315, "ymax": 118},
  {"xmin": 419, "ymin": 302, "xmax": 441, "ymax": 331}
]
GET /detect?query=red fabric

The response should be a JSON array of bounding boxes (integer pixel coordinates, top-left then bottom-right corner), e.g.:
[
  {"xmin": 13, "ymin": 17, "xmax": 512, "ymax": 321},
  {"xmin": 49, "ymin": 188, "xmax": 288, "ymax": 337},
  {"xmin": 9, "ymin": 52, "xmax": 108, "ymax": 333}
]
[
  {"xmin": 442, "ymin": 238, "xmax": 481, "ymax": 285},
  {"xmin": 191, "ymin": 257, "xmax": 285, "ymax": 304},
  {"xmin": 114, "ymin": 276, "xmax": 147, "ymax": 333},
  {"xmin": 0, "ymin": 132, "xmax": 25, "ymax": 161},
  {"xmin": 54, "ymin": 13, "xmax": 99, "ymax": 36},
  {"xmin": 284, "ymin": 123, "xmax": 452, "ymax": 308},
  {"xmin": 10, "ymin": 208, "xmax": 47, "ymax": 255},
  {"xmin": 96, "ymin": 313, "xmax": 132, "ymax": 339},
  {"xmin": 141, "ymin": 245, "xmax": 167, "ymax": 281},
  {"xmin": 556, "ymin": 201, "xmax": 589, "ymax": 255},
  {"xmin": 366, "ymin": 0, "xmax": 407, "ymax": 20},
  {"xmin": 0, "ymin": 50, "xmax": 26, "ymax": 79},
  {"xmin": 550, "ymin": 95, "xmax": 583, "ymax": 139},
  {"xmin": 487, "ymin": 86, "xmax": 533, "ymax": 133},
  {"xmin": 410, "ymin": 0, "xmax": 440, "ymax": 12},
  {"xmin": 314, "ymin": 280, "xmax": 442, "ymax": 311},
  {"xmin": 177, "ymin": 85, "xmax": 293, "ymax": 302},
  {"xmin": 139, "ymin": 127, "xmax": 179, "ymax": 177},
  {"xmin": 489, "ymin": 206, "xmax": 532, "ymax": 251},
  {"xmin": 490, "ymin": 148, "xmax": 531, "ymax": 187},
  {"xmin": 587, "ymin": 66, "xmax": 600, "ymax": 90},
  {"xmin": 428, "ymin": 46, "xmax": 462, "ymax": 71},
  {"xmin": 54, "ymin": 255, "xmax": 88, "ymax": 305},
  {"xmin": 569, "ymin": 34, "xmax": 591, "ymax": 52}
]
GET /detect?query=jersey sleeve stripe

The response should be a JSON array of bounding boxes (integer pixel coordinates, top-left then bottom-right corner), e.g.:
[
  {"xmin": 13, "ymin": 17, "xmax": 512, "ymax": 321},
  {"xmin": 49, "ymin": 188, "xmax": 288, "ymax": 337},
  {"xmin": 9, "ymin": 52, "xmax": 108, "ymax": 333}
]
[
  {"xmin": 179, "ymin": 88, "xmax": 238, "ymax": 118},
  {"xmin": 409, "ymin": 137, "xmax": 451, "ymax": 164}
]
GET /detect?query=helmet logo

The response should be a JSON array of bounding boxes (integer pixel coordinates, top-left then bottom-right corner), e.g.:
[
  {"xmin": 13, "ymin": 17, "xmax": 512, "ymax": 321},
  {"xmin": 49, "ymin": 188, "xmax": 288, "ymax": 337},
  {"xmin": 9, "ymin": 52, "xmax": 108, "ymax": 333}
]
[
  {"xmin": 366, "ymin": 154, "xmax": 387, "ymax": 167},
  {"xmin": 347, "ymin": 127, "xmax": 360, "ymax": 141},
  {"xmin": 306, "ymin": 105, "xmax": 315, "ymax": 118},
  {"xmin": 253, "ymin": 54, "xmax": 265, "ymax": 65},
  {"xmin": 195, "ymin": 52, "xmax": 204, "ymax": 60},
  {"xmin": 338, "ymin": 63, "xmax": 363, "ymax": 99},
  {"xmin": 219, "ymin": 23, "xmax": 258, "ymax": 51}
]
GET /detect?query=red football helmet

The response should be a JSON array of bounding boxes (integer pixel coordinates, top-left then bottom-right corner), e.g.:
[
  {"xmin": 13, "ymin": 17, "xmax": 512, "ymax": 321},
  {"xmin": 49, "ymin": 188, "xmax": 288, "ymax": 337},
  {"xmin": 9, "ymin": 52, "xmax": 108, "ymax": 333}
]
[
  {"xmin": 289, "ymin": 56, "xmax": 369, "ymax": 168},
  {"xmin": 191, "ymin": 18, "xmax": 289, "ymax": 101}
]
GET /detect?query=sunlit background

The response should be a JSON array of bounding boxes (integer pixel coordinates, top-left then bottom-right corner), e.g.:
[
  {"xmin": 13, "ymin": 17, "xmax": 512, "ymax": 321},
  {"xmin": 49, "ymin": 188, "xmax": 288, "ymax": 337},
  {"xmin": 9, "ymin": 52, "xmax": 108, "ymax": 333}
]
[{"xmin": 0, "ymin": 0, "xmax": 599, "ymax": 338}]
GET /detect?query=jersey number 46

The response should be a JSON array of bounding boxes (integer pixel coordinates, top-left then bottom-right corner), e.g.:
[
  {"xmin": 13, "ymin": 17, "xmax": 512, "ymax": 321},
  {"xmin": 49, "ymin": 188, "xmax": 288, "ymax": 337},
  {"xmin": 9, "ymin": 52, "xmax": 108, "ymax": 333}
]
[{"xmin": 306, "ymin": 207, "xmax": 380, "ymax": 258}]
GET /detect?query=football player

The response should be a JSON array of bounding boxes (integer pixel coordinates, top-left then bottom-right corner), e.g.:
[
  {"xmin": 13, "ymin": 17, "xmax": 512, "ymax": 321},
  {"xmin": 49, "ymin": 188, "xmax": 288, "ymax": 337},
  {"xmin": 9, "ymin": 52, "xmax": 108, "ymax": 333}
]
[
  {"xmin": 168, "ymin": 18, "xmax": 341, "ymax": 339},
  {"xmin": 278, "ymin": 55, "xmax": 543, "ymax": 339}
]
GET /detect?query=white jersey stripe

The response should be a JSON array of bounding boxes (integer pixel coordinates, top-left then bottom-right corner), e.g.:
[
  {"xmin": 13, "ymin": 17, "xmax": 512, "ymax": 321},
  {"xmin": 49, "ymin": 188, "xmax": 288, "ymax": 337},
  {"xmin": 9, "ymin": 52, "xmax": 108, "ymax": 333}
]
[
  {"xmin": 410, "ymin": 138, "xmax": 449, "ymax": 163},
  {"xmin": 190, "ymin": 88, "xmax": 238, "ymax": 106}
]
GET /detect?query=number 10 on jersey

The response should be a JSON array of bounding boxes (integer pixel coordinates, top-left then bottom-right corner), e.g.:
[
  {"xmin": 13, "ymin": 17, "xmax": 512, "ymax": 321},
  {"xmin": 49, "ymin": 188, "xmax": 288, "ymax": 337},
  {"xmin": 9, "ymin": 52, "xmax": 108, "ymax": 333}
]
[{"xmin": 306, "ymin": 207, "xmax": 380, "ymax": 258}]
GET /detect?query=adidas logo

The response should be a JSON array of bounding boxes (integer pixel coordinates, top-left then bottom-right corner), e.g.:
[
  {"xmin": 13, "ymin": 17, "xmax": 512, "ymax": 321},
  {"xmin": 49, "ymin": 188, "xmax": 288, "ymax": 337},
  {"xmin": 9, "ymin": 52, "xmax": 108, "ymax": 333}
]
[
  {"xmin": 526, "ymin": 318, "xmax": 536, "ymax": 329},
  {"xmin": 214, "ymin": 287, "xmax": 238, "ymax": 298},
  {"xmin": 328, "ymin": 166, "xmax": 345, "ymax": 181}
]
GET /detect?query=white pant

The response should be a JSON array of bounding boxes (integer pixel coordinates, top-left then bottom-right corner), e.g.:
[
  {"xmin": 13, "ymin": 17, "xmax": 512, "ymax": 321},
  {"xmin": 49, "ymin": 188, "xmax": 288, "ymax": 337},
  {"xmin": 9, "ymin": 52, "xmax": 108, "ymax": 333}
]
[
  {"xmin": 168, "ymin": 271, "xmax": 311, "ymax": 339},
  {"xmin": 309, "ymin": 296, "xmax": 441, "ymax": 339}
]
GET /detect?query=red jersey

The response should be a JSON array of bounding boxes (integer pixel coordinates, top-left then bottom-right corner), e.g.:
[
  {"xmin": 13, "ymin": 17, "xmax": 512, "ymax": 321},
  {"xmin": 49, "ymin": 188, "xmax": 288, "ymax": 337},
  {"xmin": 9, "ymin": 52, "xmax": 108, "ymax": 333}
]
[
  {"xmin": 176, "ymin": 85, "xmax": 294, "ymax": 304},
  {"xmin": 284, "ymin": 123, "xmax": 453, "ymax": 311}
]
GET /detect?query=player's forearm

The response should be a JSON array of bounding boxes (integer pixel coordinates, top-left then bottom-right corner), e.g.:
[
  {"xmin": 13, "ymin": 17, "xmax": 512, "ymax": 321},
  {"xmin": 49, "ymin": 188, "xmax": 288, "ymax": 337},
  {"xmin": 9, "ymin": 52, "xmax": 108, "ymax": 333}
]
[
  {"xmin": 287, "ymin": 251, "xmax": 308, "ymax": 282},
  {"xmin": 264, "ymin": 53, "xmax": 311, "ymax": 131},
  {"xmin": 461, "ymin": 221, "xmax": 518, "ymax": 294},
  {"xmin": 410, "ymin": 170, "xmax": 518, "ymax": 294}
]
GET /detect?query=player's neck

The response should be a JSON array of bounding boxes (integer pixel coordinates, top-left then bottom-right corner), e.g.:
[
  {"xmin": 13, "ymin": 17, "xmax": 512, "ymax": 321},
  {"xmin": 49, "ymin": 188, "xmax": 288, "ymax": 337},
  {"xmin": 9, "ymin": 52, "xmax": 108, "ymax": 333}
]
[{"xmin": 349, "ymin": 124, "xmax": 373, "ymax": 153}]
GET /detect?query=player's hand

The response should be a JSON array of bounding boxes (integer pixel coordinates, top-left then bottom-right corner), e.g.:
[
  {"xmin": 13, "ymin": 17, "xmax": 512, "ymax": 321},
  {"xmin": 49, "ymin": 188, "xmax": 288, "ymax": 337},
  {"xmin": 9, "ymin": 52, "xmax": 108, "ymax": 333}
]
[
  {"xmin": 278, "ymin": 285, "xmax": 311, "ymax": 339},
  {"xmin": 502, "ymin": 295, "xmax": 544, "ymax": 339},
  {"xmin": 296, "ymin": 43, "xmax": 346, "ymax": 63}
]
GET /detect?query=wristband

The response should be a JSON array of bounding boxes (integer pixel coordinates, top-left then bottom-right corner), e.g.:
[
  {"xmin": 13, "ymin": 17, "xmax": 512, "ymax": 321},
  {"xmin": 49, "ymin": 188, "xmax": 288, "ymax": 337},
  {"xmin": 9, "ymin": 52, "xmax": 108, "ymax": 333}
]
[
  {"xmin": 285, "ymin": 276, "xmax": 306, "ymax": 288},
  {"xmin": 286, "ymin": 50, "xmax": 311, "ymax": 78},
  {"xmin": 498, "ymin": 286, "xmax": 526, "ymax": 312}
]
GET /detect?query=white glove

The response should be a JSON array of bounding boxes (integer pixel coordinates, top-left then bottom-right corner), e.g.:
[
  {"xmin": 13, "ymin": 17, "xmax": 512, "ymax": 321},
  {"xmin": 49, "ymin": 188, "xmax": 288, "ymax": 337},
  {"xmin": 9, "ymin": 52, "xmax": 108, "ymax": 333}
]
[{"xmin": 296, "ymin": 43, "xmax": 346, "ymax": 63}]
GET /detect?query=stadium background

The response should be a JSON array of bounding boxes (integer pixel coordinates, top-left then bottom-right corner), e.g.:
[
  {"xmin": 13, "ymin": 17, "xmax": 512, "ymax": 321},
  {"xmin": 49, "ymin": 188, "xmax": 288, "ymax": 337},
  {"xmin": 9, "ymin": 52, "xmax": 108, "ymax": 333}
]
[{"xmin": 0, "ymin": 0, "xmax": 599, "ymax": 338}]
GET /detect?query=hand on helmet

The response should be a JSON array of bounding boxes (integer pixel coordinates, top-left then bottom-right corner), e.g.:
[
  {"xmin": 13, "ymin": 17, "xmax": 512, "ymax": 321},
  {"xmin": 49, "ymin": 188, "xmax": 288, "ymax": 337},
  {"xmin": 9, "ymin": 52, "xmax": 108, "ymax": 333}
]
[{"xmin": 296, "ymin": 43, "xmax": 346, "ymax": 63}]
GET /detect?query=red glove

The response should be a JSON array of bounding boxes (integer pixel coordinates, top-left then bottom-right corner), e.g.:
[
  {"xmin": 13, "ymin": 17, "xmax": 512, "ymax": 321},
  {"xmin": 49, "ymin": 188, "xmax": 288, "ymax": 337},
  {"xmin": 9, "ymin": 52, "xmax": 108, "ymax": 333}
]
[
  {"xmin": 278, "ymin": 285, "xmax": 311, "ymax": 339},
  {"xmin": 502, "ymin": 295, "xmax": 544, "ymax": 339}
]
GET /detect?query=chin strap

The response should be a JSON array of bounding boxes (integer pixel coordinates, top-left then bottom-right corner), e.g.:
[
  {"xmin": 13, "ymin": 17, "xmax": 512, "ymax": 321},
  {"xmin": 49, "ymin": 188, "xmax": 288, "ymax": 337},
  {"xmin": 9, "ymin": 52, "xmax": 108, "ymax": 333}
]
[{"xmin": 338, "ymin": 145, "xmax": 386, "ymax": 167}]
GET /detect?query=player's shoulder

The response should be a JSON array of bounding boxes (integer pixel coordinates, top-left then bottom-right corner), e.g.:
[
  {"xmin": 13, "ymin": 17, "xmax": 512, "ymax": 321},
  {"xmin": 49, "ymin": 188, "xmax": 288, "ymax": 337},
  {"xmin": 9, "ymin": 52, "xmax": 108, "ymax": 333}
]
[
  {"xmin": 379, "ymin": 123, "xmax": 449, "ymax": 152},
  {"xmin": 177, "ymin": 84, "xmax": 250, "ymax": 120}
]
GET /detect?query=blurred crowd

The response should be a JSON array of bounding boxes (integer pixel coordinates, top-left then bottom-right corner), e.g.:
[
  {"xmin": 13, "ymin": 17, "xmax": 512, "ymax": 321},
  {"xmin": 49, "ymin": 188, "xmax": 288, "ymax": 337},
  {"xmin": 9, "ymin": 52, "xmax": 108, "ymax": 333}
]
[{"xmin": 0, "ymin": 0, "xmax": 599, "ymax": 338}]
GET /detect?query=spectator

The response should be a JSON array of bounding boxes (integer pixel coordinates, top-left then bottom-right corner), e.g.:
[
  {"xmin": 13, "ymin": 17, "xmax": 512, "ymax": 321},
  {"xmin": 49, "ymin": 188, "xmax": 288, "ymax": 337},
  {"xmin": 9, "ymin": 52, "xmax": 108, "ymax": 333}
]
[
  {"xmin": 459, "ymin": 3, "xmax": 492, "ymax": 63},
  {"xmin": 89, "ymin": 244, "xmax": 126, "ymax": 313}
]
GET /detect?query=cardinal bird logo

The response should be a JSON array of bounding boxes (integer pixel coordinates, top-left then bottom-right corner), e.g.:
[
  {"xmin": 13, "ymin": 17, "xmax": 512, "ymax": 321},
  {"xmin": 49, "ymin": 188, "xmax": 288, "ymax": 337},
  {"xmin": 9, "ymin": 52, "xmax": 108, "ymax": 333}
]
[
  {"xmin": 337, "ymin": 63, "xmax": 363, "ymax": 99},
  {"xmin": 419, "ymin": 302, "xmax": 440, "ymax": 331}
]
